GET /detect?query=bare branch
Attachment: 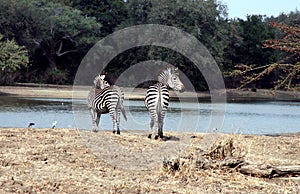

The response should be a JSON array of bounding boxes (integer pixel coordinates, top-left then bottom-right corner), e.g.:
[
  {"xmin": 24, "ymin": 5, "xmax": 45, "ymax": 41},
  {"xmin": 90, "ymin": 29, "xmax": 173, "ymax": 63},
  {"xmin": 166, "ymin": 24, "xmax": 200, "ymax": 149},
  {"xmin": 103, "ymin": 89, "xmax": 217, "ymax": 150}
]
[
  {"xmin": 56, "ymin": 50, "xmax": 77, "ymax": 57},
  {"xmin": 33, "ymin": 39, "xmax": 41, "ymax": 46},
  {"xmin": 55, "ymin": 41, "xmax": 77, "ymax": 57}
]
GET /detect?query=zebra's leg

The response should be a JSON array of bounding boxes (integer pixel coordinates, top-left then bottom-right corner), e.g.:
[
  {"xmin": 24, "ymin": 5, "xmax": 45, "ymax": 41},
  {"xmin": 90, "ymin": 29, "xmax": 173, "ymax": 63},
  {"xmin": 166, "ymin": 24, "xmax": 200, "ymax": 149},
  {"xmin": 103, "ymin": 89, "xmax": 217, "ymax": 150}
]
[
  {"xmin": 116, "ymin": 110, "xmax": 121, "ymax": 135},
  {"xmin": 148, "ymin": 117, "xmax": 155, "ymax": 139},
  {"xmin": 90, "ymin": 109, "xmax": 98, "ymax": 132},
  {"xmin": 109, "ymin": 110, "xmax": 117, "ymax": 134},
  {"xmin": 158, "ymin": 119, "xmax": 164, "ymax": 139},
  {"xmin": 155, "ymin": 110, "xmax": 165, "ymax": 139},
  {"xmin": 155, "ymin": 121, "xmax": 160, "ymax": 140},
  {"xmin": 96, "ymin": 113, "xmax": 101, "ymax": 129},
  {"xmin": 157, "ymin": 111, "xmax": 165, "ymax": 139}
]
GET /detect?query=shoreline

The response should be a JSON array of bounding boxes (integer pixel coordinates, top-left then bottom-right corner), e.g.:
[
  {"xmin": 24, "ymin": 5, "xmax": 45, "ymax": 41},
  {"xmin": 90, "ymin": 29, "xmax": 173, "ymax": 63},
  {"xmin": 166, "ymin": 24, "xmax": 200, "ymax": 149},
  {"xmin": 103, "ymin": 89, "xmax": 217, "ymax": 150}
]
[{"xmin": 0, "ymin": 84, "xmax": 299, "ymax": 102}]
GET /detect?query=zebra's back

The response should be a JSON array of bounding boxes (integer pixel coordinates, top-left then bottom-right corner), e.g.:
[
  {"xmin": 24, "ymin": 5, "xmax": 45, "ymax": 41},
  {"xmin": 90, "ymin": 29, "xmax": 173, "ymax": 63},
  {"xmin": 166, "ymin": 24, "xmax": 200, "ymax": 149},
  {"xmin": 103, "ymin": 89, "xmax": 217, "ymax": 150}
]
[{"xmin": 93, "ymin": 85, "xmax": 124, "ymax": 114}]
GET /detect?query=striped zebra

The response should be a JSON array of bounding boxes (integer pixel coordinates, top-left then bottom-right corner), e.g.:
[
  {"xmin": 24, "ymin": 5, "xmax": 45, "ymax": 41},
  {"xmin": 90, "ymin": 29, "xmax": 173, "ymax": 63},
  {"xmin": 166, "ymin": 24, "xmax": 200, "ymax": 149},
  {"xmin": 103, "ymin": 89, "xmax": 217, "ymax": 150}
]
[
  {"xmin": 145, "ymin": 65, "xmax": 185, "ymax": 139},
  {"xmin": 87, "ymin": 74, "xmax": 127, "ymax": 134}
]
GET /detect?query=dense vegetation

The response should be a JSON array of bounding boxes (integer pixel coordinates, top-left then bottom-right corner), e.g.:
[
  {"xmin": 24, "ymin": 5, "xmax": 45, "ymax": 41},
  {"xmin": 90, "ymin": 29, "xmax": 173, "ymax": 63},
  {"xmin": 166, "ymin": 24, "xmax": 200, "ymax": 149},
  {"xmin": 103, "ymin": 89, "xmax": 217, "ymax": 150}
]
[{"xmin": 0, "ymin": 0, "xmax": 299, "ymax": 90}]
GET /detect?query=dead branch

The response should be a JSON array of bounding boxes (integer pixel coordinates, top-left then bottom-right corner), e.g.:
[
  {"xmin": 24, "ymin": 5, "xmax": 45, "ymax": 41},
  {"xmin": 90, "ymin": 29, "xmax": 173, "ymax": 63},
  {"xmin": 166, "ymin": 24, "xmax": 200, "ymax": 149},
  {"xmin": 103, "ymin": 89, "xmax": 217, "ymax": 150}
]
[
  {"xmin": 164, "ymin": 137, "xmax": 300, "ymax": 179},
  {"xmin": 239, "ymin": 164, "xmax": 300, "ymax": 178}
]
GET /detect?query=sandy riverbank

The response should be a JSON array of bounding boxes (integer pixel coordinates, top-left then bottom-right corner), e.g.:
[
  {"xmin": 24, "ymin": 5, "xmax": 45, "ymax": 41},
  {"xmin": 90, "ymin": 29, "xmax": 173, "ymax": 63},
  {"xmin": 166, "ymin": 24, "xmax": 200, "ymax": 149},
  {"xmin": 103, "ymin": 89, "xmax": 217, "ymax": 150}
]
[
  {"xmin": 0, "ymin": 84, "xmax": 299, "ymax": 101},
  {"xmin": 0, "ymin": 128, "xmax": 299, "ymax": 193}
]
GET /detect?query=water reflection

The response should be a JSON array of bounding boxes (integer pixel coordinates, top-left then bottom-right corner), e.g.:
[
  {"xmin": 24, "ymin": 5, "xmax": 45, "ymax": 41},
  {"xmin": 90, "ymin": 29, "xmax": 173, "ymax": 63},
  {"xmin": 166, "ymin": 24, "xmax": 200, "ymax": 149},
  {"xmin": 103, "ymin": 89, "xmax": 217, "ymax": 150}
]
[{"xmin": 0, "ymin": 96, "xmax": 299, "ymax": 134}]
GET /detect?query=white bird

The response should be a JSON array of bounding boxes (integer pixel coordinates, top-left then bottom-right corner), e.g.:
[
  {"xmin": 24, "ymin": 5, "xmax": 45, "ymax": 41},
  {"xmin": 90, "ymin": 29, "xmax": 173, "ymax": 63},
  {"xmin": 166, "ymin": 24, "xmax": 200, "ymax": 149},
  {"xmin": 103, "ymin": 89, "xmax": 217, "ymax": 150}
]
[{"xmin": 52, "ymin": 121, "xmax": 57, "ymax": 129}]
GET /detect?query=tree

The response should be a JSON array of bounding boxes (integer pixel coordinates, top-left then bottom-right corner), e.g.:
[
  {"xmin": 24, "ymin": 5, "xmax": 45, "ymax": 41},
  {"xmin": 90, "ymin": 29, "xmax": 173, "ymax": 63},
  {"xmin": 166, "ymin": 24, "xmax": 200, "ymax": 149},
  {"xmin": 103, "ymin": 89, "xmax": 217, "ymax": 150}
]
[
  {"xmin": 0, "ymin": 0, "xmax": 102, "ymax": 84},
  {"xmin": 114, "ymin": 0, "xmax": 228, "ymax": 90},
  {"xmin": 222, "ymin": 19, "xmax": 244, "ymax": 70},
  {"xmin": 0, "ymin": 0, "xmax": 46, "ymax": 48},
  {"xmin": 226, "ymin": 22, "xmax": 300, "ymax": 90},
  {"xmin": 263, "ymin": 22, "xmax": 300, "ymax": 63},
  {"xmin": 0, "ymin": 34, "xmax": 29, "ymax": 85},
  {"xmin": 33, "ymin": 1, "xmax": 101, "ymax": 70},
  {"xmin": 146, "ymin": 0, "xmax": 229, "ymax": 66},
  {"xmin": 237, "ymin": 15, "xmax": 277, "ymax": 65},
  {"xmin": 71, "ymin": 0, "xmax": 128, "ymax": 37},
  {"xmin": 262, "ymin": 22, "xmax": 300, "ymax": 90}
]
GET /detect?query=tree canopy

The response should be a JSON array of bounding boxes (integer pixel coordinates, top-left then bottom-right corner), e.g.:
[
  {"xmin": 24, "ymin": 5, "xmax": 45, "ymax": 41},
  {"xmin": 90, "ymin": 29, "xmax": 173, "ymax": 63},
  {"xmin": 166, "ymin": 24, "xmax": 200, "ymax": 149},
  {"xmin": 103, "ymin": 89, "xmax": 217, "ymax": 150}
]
[
  {"xmin": 225, "ymin": 22, "xmax": 300, "ymax": 90},
  {"xmin": 0, "ymin": 0, "xmax": 299, "ymax": 90}
]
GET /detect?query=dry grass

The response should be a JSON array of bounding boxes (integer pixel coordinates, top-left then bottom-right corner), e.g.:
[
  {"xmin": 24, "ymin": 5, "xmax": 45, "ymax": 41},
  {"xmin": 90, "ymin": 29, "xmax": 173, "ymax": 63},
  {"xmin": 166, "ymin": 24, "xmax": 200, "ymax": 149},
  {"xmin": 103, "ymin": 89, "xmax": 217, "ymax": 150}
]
[{"xmin": 0, "ymin": 128, "xmax": 299, "ymax": 193}]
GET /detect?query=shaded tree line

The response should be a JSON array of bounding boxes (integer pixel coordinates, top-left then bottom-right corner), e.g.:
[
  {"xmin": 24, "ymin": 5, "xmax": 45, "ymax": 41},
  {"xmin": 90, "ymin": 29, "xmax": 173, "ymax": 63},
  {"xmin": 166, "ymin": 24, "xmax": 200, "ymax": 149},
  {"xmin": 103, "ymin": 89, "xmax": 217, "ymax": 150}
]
[{"xmin": 0, "ymin": 0, "xmax": 299, "ymax": 90}]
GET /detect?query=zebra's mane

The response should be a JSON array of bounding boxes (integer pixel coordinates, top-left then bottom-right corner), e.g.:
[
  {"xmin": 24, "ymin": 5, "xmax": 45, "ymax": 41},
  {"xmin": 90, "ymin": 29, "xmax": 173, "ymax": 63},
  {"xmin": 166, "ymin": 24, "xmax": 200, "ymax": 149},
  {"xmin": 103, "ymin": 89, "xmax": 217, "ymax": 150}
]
[{"xmin": 158, "ymin": 65, "xmax": 179, "ymax": 85}]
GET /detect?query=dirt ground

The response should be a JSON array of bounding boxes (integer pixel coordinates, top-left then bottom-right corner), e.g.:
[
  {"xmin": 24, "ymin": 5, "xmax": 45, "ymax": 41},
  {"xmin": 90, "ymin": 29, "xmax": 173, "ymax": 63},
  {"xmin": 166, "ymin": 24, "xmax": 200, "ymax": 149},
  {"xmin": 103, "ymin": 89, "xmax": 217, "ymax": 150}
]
[{"xmin": 0, "ymin": 127, "xmax": 299, "ymax": 193}]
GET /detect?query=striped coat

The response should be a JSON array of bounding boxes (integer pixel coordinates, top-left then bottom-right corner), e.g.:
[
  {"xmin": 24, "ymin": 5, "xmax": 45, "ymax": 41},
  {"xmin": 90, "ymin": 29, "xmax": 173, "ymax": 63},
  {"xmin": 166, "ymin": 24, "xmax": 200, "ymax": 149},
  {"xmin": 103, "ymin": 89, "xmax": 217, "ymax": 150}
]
[
  {"xmin": 88, "ymin": 75, "xmax": 127, "ymax": 134},
  {"xmin": 145, "ymin": 65, "xmax": 185, "ymax": 139}
]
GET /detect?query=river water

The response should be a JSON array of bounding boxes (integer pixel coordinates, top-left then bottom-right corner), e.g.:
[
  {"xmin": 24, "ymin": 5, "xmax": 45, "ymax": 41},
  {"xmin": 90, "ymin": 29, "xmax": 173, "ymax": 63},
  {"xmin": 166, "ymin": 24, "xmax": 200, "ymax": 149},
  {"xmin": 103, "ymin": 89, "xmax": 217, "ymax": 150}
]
[{"xmin": 0, "ymin": 97, "xmax": 299, "ymax": 135}]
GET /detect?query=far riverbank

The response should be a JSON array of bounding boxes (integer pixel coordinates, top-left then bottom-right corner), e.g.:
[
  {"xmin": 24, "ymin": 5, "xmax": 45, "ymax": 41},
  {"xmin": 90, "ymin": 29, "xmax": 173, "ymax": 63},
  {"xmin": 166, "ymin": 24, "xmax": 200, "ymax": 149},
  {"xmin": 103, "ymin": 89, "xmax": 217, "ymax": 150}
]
[{"xmin": 0, "ymin": 83, "xmax": 299, "ymax": 102}]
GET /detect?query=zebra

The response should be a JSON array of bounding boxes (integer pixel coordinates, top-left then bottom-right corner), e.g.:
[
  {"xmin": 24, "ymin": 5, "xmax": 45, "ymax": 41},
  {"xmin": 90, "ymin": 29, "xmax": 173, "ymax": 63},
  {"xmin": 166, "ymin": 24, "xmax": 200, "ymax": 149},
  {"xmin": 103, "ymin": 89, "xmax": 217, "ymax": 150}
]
[
  {"xmin": 145, "ymin": 65, "xmax": 185, "ymax": 139},
  {"xmin": 87, "ymin": 74, "xmax": 127, "ymax": 134}
]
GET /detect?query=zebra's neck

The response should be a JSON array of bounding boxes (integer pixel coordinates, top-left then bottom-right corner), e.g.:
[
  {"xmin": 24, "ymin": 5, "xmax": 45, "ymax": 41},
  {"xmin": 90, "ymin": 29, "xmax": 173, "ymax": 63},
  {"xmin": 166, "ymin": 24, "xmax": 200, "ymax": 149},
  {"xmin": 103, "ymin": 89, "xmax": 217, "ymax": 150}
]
[{"xmin": 158, "ymin": 71, "xmax": 169, "ymax": 86}]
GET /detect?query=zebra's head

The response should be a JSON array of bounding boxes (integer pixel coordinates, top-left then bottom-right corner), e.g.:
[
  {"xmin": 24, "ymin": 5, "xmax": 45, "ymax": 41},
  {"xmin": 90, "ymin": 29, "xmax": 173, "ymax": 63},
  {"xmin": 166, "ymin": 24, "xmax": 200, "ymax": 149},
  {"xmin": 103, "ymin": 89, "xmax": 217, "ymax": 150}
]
[
  {"xmin": 158, "ymin": 65, "xmax": 185, "ymax": 93},
  {"xmin": 93, "ymin": 74, "xmax": 110, "ymax": 90}
]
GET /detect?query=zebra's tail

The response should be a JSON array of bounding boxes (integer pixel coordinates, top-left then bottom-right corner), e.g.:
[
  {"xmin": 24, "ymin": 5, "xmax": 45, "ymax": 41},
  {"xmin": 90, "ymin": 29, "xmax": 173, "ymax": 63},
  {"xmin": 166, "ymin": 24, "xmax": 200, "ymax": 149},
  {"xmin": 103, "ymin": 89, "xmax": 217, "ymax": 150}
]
[
  {"xmin": 116, "ymin": 94, "xmax": 127, "ymax": 121},
  {"xmin": 157, "ymin": 91, "xmax": 162, "ymax": 128}
]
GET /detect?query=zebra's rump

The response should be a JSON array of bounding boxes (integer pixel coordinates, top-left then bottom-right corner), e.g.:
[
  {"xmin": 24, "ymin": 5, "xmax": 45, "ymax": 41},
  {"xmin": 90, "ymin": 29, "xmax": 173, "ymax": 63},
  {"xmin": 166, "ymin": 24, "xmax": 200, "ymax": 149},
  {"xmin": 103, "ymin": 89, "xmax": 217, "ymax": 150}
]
[{"xmin": 145, "ymin": 83, "xmax": 169, "ymax": 111}]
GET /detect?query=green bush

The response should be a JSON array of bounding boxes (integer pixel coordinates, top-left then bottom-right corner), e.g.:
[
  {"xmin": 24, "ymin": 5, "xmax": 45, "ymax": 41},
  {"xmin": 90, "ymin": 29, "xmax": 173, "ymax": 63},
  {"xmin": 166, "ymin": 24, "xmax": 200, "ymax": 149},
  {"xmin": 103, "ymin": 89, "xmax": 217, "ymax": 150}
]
[{"xmin": 0, "ymin": 34, "xmax": 29, "ymax": 85}]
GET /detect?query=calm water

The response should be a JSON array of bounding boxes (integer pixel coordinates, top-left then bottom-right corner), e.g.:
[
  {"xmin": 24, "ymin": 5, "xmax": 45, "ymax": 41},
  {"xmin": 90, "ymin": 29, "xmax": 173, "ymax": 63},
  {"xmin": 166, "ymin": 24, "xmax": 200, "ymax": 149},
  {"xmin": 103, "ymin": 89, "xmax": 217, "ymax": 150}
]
[{"xmin": 0, "ymin": 96, "xmax": 299, "ymax": 134}]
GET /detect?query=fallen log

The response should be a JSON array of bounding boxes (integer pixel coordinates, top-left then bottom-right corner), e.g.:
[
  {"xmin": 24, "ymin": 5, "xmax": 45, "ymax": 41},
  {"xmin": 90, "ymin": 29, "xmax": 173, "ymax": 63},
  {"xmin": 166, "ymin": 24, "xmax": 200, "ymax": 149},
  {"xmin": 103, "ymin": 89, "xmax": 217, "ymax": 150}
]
[
  {"xmin": 239, "ymin": 164, "xmax": 300, "ymax": 178},
  {"xmin": 164, "ymin": 137, "xmax": 300, "ymax": 179}
]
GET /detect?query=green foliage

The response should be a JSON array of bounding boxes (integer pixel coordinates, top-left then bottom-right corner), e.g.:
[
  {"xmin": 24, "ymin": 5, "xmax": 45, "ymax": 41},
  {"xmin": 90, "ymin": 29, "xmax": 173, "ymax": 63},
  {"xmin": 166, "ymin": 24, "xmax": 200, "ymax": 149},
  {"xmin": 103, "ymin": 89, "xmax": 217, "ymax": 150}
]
[
  {"xmin": 237, "ymin": 15, "xmax": 277, "ymax": 65},
  {"xmin": 222, "ymin": 20, "xmax": 244, "ymax": 70},
  {"xmin": 0, "ymin": 0, "xmax": 299, "ymax": 89},
  {"xmin": 71, "ymin": 0, "xmax": 128, "ymax": 36},
  {"xmin": 0, "ymin": 0, "xmax": 46, "ymax": 47},
  {"xmin": 125, "ymin": 0, "xmax": 152, "ymax": 25},
  {"xmin": 35, "ymin": 0, "xmax": 102, "ymax": 52},
  {"xmin": 0, "ymin": 34, "xmax": 29, "ymax": 72},
  {"xmin": 0, "ymin": 0, "xmax": 101, "ymax": 84},
  {"xmin": 111, "ymin": 0, "xmax": 230, "ymax": 90},
  {"xmin": 47, "ymin": 68, "xmax": 69, "ymax": 84},
  {"xmin": 0, "ymin": 34, "xmax": 29, "ymax": 85},
  {"xmin": 123, "ymin": 0, "xmax": 229, "ymax": 66},
  {"xmin": 226, "ymin": 22, "xmax": 300, "ymax": 90}
]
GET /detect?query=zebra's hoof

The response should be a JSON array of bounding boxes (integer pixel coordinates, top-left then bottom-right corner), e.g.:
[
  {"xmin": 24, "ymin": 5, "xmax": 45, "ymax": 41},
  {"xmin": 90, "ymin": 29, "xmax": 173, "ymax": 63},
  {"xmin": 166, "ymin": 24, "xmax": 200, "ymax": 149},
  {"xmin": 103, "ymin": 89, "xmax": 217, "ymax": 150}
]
[
  {"xmin": 154, "ymin": 135, "xmax": 159, "ymax": 140},
  {"xmin": 112, "ymin": 130, "xmax": 116, "ymax": 134},
  {"xmin": 148, "ymin": 134, "xmax": 152, "ymax": 139},
  {"xmin": 92, "ymin": 129, "xmax": 98, "ymax": 132},
  {"xmin": 116, "ymin": 131, "xmax": 120, "ymax": 135}
]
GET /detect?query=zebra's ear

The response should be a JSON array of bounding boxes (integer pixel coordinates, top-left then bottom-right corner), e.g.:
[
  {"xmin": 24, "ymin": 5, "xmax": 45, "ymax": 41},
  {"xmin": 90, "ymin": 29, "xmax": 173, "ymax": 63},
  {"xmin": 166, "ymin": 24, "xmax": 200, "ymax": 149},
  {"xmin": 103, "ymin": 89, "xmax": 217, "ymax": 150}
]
[{"xmin": 100, "ymin": 74, "xmax": 106, "ymax": 80}]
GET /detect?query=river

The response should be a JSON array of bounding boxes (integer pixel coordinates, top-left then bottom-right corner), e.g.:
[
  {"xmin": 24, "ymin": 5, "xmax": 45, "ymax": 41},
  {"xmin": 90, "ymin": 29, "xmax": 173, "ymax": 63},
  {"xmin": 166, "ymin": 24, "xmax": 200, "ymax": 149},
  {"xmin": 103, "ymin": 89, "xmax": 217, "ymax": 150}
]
[{"xmin": 0, "ymin": 97, "xmax": 299, "ymax": 135}]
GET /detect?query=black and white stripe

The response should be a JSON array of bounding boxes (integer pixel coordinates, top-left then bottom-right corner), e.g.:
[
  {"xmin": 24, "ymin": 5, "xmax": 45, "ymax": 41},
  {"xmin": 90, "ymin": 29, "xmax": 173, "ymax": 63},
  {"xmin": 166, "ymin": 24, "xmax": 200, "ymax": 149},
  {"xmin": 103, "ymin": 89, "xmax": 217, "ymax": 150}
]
[
  {"xmin": 88, "ymin": 74, "xmax": 127, "ymax": 134},
  {"xmin": 145, "ymin": 65, "xmax": 185, "ymax": 139}
]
